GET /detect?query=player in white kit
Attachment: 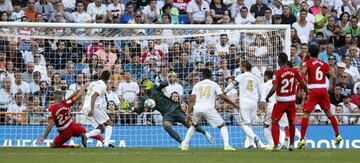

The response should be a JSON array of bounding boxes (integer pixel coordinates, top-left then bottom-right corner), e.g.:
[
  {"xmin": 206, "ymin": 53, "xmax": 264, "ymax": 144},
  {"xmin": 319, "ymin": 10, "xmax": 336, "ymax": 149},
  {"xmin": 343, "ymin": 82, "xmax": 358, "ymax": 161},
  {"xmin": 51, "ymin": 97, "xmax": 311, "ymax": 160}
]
[
  {"xmin": 82, "ymin": 70, "xmax": 114, "ymax": 147},
  {"xmin": 181, "ymin": 69, "xmax": 239, "ymax": 150},
  {"xmin": 224, "ymin": 60, "xmax": 261, "ymax": 149},
  {"xmin": 260, "ymin": 70, "xmax": 289, "ymax": 149}
]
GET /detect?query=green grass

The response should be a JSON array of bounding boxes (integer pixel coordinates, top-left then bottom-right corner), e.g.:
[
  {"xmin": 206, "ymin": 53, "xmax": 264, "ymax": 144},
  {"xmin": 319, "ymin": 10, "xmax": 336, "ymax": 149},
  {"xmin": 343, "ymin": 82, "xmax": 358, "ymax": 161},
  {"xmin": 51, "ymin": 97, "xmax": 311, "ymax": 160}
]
[{"xmin": 1, "ymin": 148, "xmax": 358, "ymax": 163}]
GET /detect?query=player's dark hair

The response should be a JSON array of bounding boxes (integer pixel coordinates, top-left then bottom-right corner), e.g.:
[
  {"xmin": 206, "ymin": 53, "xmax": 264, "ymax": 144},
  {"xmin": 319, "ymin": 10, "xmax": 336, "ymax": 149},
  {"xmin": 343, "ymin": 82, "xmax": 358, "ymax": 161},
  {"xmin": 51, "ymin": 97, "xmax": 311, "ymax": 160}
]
[
  {"xmin": 101, "ymin": 70, "xmax": 111, "ymax": 81},
  {"xmin": 201, "ymin": 68, "xmax": 212, "ymax": 79},
  {"xmin": 278, "ymin": 52, "xmax": 288, "ymax": 65},
  {"xmin": 241, "ymin": 60, "xmax": 252, "ymax": 71},
  {"xmin": 308, "ymin": 44, "xmax": 320, "ymax": 58},
  {"xmin": 287, "ymin": 61, "xmax": 294, "ymax": 67},
  {"xmin": 264, "ymin": 70, "xmax": 273, "ymax": 79}
]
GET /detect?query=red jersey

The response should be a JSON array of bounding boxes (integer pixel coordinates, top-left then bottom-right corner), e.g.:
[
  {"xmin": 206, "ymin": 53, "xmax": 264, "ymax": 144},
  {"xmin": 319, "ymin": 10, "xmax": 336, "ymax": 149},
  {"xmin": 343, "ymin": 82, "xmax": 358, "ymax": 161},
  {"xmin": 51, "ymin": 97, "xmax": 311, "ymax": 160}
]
[
  {"xmin": 304, "ymin": 58, "xmax": 330, "ymax": 89},
  {"xmin": 273, "ymin": 67, "xmax": 303, "ymax": 102},
  {"xmin": 48, "ymin": 98, "xmax": 76, "ymax": 131}
]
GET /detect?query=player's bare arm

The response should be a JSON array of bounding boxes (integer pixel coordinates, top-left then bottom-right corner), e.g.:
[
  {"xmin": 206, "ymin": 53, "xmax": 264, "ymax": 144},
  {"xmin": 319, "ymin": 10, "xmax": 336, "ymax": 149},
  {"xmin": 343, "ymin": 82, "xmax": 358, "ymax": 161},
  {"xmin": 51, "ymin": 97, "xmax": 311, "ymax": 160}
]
[
  {"xmin": 219, "ymin": 94, "xmax": 239, "ymax": 109},
  {"xmin": 328, "ymin": 70, "xmax": 337, "ymax": 92},
  {"xmin": 301, "ymin": 65, "xmax": 308, "ymax": 76},
  {"xmin": 89, "ymin": 92, "xmax": 99, "ymax": 117},
  {"xmin": 37, "ymin": 119, "xmax": 54, "ymax": 142},
  {"xmin": 299, "ymin": 80, "xmax": 309, "ymax": 95},
  {"xmin": 72, "ymin": 84, "xmax": 89, "ymax": 102},
  {"xmin": 186, "ymin": 95, "xmax": 195, "ymax": 121},
  {"xmin": 265, "ymin": 84, "xmax": 277, "ymax": 103},
  {"xmin": 67, "ymin": 82, "xmax": 89, "ymax": 101}
]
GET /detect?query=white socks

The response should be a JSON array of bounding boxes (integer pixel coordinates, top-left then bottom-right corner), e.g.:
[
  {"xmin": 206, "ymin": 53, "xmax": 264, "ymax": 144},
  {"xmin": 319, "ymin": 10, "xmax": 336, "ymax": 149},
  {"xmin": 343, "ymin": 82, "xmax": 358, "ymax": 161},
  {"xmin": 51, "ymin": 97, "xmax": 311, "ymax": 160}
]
[
  {"xmin": 104, "ymin": 126, "xmax": 113, "ymax": 146},
  {"xmin": 182, "ymin": 126, "xmax": 195, "ymax": 146},
  {"xmin": 220, "ymin": 126, "xmax": 230, "ymax": 146},
  {"xmin": 242, "ymin": 125, "xmax": 256, "ymax": 139},
  {"xmin": 264, "ymin": 127, "xmax": 273, "ymax": 145},
  {"xmin": 85, "ymin": 129, "xmax": 101, "ymax": 138}
]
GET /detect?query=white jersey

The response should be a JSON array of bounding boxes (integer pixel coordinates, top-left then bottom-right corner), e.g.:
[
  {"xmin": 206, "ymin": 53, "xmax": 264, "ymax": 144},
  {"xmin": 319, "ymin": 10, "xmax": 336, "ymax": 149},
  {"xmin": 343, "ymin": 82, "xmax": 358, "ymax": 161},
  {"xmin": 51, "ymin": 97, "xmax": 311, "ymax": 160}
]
[
  {"xmin": 192, "ymin": 79, "xmax": 223, "ymax": 111},
  {"xmin": 234, "ymin": 72, "xmax": 260, "ymax": 104},
  {"xmin": 83, "ymin": 80, "xmax": 107, "ymax": 110},
  {"xmin": 261, "ymin": 79, "xmax": 275, "ymax": 104}
]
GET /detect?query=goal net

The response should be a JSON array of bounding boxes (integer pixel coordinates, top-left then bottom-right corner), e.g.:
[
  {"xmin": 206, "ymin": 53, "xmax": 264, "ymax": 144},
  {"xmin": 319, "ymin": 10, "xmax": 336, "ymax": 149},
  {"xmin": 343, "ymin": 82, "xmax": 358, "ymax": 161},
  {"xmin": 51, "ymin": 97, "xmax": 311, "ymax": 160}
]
[{"xmin": 0, "ymin": 22, "xmax": 290, "ymax": 148}]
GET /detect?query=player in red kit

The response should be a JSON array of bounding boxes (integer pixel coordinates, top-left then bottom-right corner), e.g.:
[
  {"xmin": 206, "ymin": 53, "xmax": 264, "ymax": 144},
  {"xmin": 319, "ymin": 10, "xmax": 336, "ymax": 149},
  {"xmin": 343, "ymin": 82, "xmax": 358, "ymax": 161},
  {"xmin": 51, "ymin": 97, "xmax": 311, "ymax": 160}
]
[
  {"xmin": 298, "ymin": 44, "xmax": 342, "ymax": 149},
  {"xmin": 37, "ymin": 85, "xmax": 89, "ymax": 148},
  {"xmin": 266, "ymin": 52, "xmax": 308, "ymax": 151}
]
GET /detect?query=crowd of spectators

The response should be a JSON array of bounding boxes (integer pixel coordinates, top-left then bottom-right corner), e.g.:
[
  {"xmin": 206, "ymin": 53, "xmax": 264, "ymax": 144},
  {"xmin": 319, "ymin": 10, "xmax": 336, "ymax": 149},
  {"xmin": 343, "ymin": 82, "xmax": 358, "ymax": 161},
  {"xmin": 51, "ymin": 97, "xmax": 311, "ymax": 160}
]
[{"xmin": 0, "ymin": 0, "xmax": 360, "ymax": 126}]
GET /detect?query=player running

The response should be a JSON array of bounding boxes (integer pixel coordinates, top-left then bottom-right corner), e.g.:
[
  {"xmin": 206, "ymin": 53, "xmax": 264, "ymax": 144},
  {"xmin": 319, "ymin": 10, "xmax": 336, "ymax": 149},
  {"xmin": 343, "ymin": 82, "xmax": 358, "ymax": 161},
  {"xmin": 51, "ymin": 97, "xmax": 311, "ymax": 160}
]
[
  {"xmin": 181, "ymin": 69, "xmax": 239, "ymax": 150},
  {"xmin": 120, "ymin": 79, "xmax": 214, "ymax": 145},
  {"xmin": 82, "ymin": 70, "xmax": 114, "ymax": 148},
  {"xmin": 265, "ymin": 52, "xmax": 308, "ymax": 151},
  {"xmin": 37, "ymin": 85, "xmax": 88, "ymax": 148},
  {"xmin": 224, "ymin": 60, "xmax": 261, "ymax": 149},
  {"xmin": 298, "ymin": 44, "xmax": 342, "ymax": 149}
]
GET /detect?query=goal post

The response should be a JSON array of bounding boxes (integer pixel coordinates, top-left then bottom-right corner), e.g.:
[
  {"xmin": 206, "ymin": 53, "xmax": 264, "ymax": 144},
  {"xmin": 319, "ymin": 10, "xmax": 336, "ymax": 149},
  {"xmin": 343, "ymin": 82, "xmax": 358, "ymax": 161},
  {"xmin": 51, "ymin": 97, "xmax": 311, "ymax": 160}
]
[{"xmin": 0, "ymin": 22, "xmax": 291, "ymax": 148}]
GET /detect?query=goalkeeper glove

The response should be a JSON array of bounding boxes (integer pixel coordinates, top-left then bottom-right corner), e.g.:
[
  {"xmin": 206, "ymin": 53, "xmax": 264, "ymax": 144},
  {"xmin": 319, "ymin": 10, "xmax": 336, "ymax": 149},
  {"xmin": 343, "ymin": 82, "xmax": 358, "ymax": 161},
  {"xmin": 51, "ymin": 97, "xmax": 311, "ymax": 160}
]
[
  {"xmin": 120, "ymin": 101, "xmax": 130, "ymax": 110},
  {"xmin": 142, "ymin": 79, "xmax": 155, "ymax": 90}
]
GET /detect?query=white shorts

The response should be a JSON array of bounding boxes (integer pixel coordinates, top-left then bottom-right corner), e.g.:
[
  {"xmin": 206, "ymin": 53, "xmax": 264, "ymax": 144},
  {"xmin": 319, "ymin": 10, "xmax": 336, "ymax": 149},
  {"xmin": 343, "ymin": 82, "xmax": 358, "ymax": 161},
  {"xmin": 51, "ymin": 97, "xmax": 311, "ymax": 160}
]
[
  {"xmin": 263, "ymin": 102, "xmax": 289, "ymax": 127},
  {"xmin": 82, "ymin": 103, "xmax": 110, "ymax": 128},
  {"xmin": 192, "ymin": 109, "xmax": 224, "ymax": 127},
  {"xmin": 239, "ymin": 103, "xmax": 258, "ymax": 125}
]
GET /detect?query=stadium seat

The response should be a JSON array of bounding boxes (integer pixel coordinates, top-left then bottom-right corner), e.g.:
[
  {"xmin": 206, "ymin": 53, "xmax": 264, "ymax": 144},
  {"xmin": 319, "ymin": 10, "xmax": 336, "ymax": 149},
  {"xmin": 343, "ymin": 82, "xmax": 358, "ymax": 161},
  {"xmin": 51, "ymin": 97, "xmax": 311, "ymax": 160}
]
[{"xmin": 178, "ymin": 14, "xmax": 189, "ymax": 24}]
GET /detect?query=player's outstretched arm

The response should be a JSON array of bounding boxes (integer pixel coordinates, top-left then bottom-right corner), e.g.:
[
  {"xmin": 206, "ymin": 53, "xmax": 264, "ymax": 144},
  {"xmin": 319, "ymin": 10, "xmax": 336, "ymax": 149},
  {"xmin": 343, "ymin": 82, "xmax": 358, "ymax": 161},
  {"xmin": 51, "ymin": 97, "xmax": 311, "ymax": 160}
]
[
  {"xmin": 72, "ymin": 84, "xmax": 89, "ymax": 102},
  {"xmin": 37, "ymin": 119, "xmax": 54, "ymax": 143},
  {"xmin": 219, "ymin": 94, "xmax": 239, "ymax": 109},
  {"xmin": 265, "ymin": 85, "xmax": 276, "ymax": 103}
]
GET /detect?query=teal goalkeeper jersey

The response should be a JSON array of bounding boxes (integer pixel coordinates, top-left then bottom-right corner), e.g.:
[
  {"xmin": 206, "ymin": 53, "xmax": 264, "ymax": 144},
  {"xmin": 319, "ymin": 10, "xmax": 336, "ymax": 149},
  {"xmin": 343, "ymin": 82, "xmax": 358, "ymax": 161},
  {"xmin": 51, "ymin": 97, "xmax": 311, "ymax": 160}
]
[{"xmin": 142, "ymin": 81, "xmax": 181, "ymax": 115}]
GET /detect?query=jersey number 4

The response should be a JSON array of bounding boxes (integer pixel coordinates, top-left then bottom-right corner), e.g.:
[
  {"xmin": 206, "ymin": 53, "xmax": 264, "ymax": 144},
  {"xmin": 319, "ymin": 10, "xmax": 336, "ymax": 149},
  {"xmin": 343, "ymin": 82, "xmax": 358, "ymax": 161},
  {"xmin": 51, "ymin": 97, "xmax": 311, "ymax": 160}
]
[
  {"xmin": 246, "ymin": 80, "xmax": 253, "ymax": 92},
  {"xmin": 280, "ymin": 78, "xmax": 295, "ymax": 93}
]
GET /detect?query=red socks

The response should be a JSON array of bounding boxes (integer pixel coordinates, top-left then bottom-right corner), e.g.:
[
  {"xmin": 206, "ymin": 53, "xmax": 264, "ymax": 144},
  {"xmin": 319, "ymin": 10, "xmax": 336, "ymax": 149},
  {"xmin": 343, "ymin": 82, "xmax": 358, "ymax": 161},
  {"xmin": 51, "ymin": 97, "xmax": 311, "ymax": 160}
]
[
  {"xmin": 272, "ymin": 122, "xmax": 280, "ymax": 146},
  {"xmin": 300, "ymin": 118, "xmax": 309, "ymax": 140},
  {"xmin": 92, "ymin": 135, "xmax": 104, "ymax": 142},
  {"xmin": 289, "ymin": 123, "xmax": 296, "ymax": 145},
  {"xmin": 328, "ymin": 115, "xmax": 340, "ymax": 136},
  {"xmin": 284, "ymin": 127, "xmax": 290, "ymax": 138}
]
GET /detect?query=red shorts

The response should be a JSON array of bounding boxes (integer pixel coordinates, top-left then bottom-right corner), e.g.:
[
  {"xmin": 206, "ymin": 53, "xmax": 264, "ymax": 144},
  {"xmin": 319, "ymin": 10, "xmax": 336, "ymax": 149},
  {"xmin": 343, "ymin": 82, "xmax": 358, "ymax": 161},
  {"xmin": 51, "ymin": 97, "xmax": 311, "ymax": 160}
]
[
  {"xmin": 272, "ymin": 101, "xmax": 296, "ymax": 122},
  {"xmin": 303, "ymin": 88, "xmax": 330, "ymax": 113},
  {"xmin": 53, "ymin": 122, "xmax": 86, "ymax": 146}
]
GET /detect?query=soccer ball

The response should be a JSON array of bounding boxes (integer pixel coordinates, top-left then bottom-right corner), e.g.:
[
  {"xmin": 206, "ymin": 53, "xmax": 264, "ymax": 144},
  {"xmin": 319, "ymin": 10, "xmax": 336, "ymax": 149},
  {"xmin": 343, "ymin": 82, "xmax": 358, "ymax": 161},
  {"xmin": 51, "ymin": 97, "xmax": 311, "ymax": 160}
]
[{"xmin": 144, "ymin": 99, "xmax": 156, "ymax": 109}]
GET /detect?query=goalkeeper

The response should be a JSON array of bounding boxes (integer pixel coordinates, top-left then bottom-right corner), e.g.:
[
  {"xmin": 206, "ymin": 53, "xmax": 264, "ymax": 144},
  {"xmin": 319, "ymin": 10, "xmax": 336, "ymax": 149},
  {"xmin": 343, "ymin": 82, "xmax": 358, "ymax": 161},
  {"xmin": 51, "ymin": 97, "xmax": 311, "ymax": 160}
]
[{"xmin": 120, "ymin": 79, "xmax": 214, "ymax": 144}]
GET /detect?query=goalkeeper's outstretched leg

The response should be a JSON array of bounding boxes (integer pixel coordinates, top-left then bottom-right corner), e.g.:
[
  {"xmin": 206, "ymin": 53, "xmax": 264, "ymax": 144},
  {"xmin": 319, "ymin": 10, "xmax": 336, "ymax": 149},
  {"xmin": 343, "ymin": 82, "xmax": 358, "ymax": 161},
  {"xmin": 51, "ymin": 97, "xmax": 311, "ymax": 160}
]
[{"xmin": 163, "ymin": 121, "xmax": 182, "ymax": 143}]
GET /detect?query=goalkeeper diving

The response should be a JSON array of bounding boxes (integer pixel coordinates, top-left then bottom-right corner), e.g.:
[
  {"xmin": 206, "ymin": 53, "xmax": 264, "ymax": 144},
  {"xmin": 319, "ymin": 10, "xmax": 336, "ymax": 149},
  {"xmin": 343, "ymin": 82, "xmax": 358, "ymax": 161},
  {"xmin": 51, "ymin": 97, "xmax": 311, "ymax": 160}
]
[{"xmin": 120, "ymin": 79, "xmax": 214, "ymax": 144}]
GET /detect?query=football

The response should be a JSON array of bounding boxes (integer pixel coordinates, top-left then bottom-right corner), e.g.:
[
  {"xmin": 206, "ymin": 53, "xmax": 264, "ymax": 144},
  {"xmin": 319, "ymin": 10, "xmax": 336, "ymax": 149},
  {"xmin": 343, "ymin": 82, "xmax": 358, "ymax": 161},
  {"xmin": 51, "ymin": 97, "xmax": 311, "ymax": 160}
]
[{"xmin": 144, "ymin": 99, "xmax": 156, "ymax": 109}]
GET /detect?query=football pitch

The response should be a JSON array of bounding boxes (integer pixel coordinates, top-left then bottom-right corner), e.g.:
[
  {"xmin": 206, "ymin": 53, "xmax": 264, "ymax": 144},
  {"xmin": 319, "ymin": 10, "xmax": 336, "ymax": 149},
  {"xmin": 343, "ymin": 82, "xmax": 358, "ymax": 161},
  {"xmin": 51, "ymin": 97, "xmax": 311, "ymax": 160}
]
[{"xmin": 1, "ymin": 148, "xmax": 358, "ymax": 163}]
